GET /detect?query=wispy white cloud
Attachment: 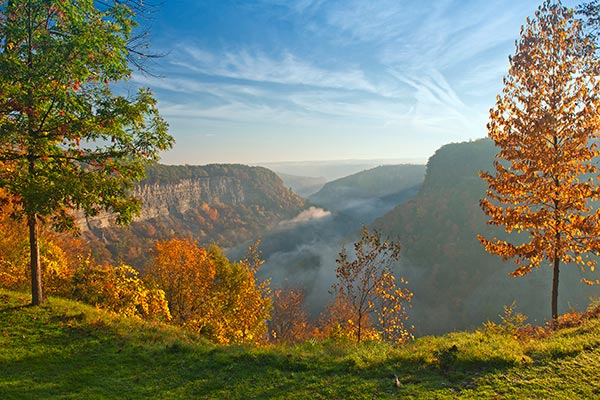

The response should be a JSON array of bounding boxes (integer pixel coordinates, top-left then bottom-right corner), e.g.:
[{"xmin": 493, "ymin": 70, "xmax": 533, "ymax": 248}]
[
  {"xmin": 138, "ymin": 44, "xmax": 481, "ymax": 143},
  {"xmin": 325, "ymin": 0, "xmax": 427, "ymax": 44},
  {"xmin": 278, "ymin": 206, "xmax": 332, "ymax": 229},
  {"xmin": 323, "ymin": 0, "xmax": 535, "ymax": 71},
  {"xmin": 293, "ymin": 0, "xmax": 325, "ymax": 14},
  {"xmin": 133, "ymin": 73, "xmax": 269, "ymax": 103},
  {"xmin": 177, "ymin": 47, "xmax": 379, "ymax": 94},
  {"xmin": 143, "ymin": 0, "xmax": 560, "ymax": 163},
  {"xmin": 258, "ymin": 0, "xmax": 325, "ymax": 15}
]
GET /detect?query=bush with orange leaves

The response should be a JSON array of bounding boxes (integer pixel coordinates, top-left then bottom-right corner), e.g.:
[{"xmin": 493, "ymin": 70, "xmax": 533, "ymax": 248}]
[
  {"xmin": 146, "ymin": 239, "xmax": 272, "ymax": 345},
  {"xmin": 269, "ymin": 288, "xmax": 312, "ymax": 344},
  {"xmin": 145, "ymin": 238, "xmax": 215, "ymax": 326},
  {"xmin": 553, "ymin": 299, "xmax": 600, "ymax": 330},
  {"xmin": 317, "ymin": 292, "xmax": 380, "ymax": 343}
]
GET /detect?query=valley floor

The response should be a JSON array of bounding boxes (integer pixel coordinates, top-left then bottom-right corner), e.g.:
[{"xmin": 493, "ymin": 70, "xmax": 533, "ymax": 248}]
[{"xmin": 1, "ymin": 289, "xmax": 600, "ymax": 399}]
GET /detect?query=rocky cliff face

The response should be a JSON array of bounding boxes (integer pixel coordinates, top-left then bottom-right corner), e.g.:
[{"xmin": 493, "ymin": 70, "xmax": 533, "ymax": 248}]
[
  {"xmin": 79, "ymin": 176, "xmax": 247, "ymax": 230},
  {"xmin": 80, "ymin": 164, "xmax": 307, "ymax": 267}
]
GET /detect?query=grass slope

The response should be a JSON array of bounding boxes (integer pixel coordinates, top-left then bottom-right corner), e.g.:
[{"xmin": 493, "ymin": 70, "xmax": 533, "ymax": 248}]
[{"xmin": 1, "ymin": 289, "xmax": 600, "ymax": 399}]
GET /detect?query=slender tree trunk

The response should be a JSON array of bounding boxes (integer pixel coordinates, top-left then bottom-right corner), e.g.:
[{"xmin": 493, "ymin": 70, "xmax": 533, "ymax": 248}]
[
  {"xmin": 551, "ymin": 228, "xmax": 561, "ymax": 328},
  {"xmin": 25, "ymin": 1, "xmax": 42, "ymax": 306},
  {"xmin": 550, "ymin": 185, "xmax": 561, "ymax": 328},
  {"xmin": 551, "ymin": 256, "xmax": 559, "ymax": 327},
  {"xmin": 29, "ymin": 213, "xmax": 43, "ymax": 305}
]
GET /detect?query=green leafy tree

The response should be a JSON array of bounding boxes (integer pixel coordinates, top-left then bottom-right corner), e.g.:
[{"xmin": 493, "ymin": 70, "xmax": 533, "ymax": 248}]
[
  {"xmin": 480, "ymin": 1, "xmax": 600, "ymax": 324},
  {"xmin": 0, "ymin": 0, "xmax": 172, "ymax": 305}
]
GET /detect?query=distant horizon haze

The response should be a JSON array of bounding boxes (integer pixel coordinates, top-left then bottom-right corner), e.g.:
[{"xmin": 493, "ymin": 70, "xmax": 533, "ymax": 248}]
[{"xmin": 158, "ymin": 156, "xmax": 430, "ymax": 182}]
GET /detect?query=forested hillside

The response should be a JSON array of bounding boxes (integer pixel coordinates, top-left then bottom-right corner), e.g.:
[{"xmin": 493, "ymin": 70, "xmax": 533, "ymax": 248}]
[
  {"xmin": 374, "ymin": 139, "xmax": 598, "ymax": 334},
  {"xmin": 309, "ymin": 164, "xmax": 425, "ymax": 223},
  {"xmin": 79, "ymin": 164, "xmax": 307, "ymax": 268},
  {"xmin": 229, "ymin": 165, "xmax": 425, "ymax": 317},
  {"xmin": 310, "ymin": 164, "xmax": 425, "ymax": 208}
]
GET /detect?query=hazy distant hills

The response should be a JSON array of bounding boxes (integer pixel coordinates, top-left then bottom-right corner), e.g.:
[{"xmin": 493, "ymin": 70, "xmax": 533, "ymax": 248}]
[
  {"xmin": 79, "ymin": 164, "xmax": 307, "ymax": 267},
  {"xmin": 276, "ymin": 173, "xmax": 327, "ymax": 198},
  {"xmin": 260, "ymin": 158, "xmax": 426, "ymax": 181},
  {"xmin": 374, "ymin": 139, "xmax": 597, "ymax": 334},
  {"xmin": 309, "ymin": 164, "xmax": 426, "ymax": 222}
]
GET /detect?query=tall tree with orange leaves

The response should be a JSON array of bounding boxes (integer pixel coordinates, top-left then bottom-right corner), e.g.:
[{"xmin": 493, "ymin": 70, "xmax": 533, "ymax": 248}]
[{"xmin": 479, "ymin": 0, "xmax": 600, "ymax": 325}]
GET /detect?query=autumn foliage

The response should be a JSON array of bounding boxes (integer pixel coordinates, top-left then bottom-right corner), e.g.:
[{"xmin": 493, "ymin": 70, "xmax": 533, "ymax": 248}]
[
  {"xmin": 269, "ymin": 288, "xmax": 311, "ymax": 344},
  {"xmin": 0, "ymin": 186, "xmax": 417, "ymax": 345},
  {"xmin": 70, "ymin": 263, "xmax": 171, "ymax": 321},
  {"xmin": 146, "ymin": 239, "xmax": 272, "ymax": 345},
  {"xmin": 0, "ymin": 190, "xmax": 71, "ymax": 295},
  {"xmin": 145, "ymin": 239, "xmax": 215, "ymax": 326},
  {"xmin": 480, "ymin": 1, "xmax": 600, "ymax": 323},
  {"xmin": 324, "ymin": 227, "xmax": 413, "ymax": 344}
]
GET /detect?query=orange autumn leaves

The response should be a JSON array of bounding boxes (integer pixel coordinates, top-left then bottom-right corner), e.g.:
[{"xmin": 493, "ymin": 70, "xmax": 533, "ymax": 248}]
[
  {"xmin": 146, "ymin": 239, "xmax": 272, "ymax": 345},
  {"xmin": 479, "ymin": 1, "xmax": 600, "ymax": 322},
  {"xmin": 0, "ymin": 189, "xmax": 72, "ymax": 294},
  {"xmin": 148, "ymin": 232, "xmax": 413, "ymax": 346},
  {"xmin": 480, "ymin": 1, "xmax": 600, "ymax": 276}
]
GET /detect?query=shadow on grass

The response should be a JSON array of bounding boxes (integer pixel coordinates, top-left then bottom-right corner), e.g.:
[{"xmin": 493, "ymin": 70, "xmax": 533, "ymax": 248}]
[
  {"xmin": 361, "ymin": 343, "xmax": 524, "ymax": 397},
  {"xmin": 0, "ymin": 332, "xmax": 590, "ymax": 400},
  {"xmin": 0, "ymin": 294, "xmax": 38, "ymax": 313},
  {"xmin": 0, "ymin": 307, "xmax": 521, "ymax": 400},
  {"xmin": 0, "ymin": 304, "xmax": 36, "ymax": 313}
]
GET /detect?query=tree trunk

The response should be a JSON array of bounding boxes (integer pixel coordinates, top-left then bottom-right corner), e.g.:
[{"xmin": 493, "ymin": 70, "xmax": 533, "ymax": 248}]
[
  {"xmin": 28, "ymin": 213, "xmax": 43, "ymax": 305},
  {"xmin": 25, "ymin": 1, "xmax": 42, "ymax": 306},
  {"xmin": 551, "ymin": 254, "xmax": 560, "ymax": 328},
  {"xmin": 551, "ymin": 202, "xmax": 561, "ymax": 328}
]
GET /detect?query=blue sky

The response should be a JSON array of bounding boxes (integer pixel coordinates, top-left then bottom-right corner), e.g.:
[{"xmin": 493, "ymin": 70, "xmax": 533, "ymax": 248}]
[{"xmin": 135, "ymin": 0, "xmax": 581, "ymax": 165}]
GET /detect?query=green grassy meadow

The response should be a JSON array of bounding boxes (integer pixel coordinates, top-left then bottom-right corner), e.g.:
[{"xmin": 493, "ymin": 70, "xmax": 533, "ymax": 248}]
[{"xmin": 1, "ymin": 289, "xmax": 600, "ymax": 399}]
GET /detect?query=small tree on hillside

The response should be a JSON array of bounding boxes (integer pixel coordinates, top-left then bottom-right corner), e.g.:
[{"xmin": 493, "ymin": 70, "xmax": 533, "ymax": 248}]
[
  {"xmin": 0, "ymin": 0, "xmax": 173, "ymax": 305},
  {"xmin": 330, "ymin": 226, "xmax": 412, "ymax": 343},
  {"xmin": 479, "ymin": 1, "xmax": 600, "ymax": 325},
  {"xmin": 269, "ymin": 287, "xmax": 311, "ymax": 344},
  {"xmin": 146, "ymin": 239, "xmax": 215, "ymax": 325},
  {"xmin": 209, "ymin": 241, "xmax": 272, "ymax": 345}
]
